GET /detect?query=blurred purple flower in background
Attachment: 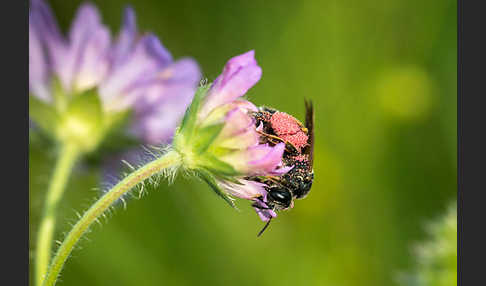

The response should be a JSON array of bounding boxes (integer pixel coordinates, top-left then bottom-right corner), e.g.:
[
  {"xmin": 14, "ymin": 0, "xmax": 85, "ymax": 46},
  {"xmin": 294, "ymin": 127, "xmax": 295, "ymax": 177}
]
[{"xmin": 29, "ymin": 0, "xmax": 200, "ymax": 145}]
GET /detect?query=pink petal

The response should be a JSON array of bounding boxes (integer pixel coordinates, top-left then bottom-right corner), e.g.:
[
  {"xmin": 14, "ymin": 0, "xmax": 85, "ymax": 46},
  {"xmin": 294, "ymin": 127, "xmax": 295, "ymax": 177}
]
[
  {"xmin": 130, "ymin": 58, "xmax": 201, "ymax": 144},
  {"xmin": 218, "ymin": 126, "xmax": 259, "ymax": 149},
  {"xmin": 58, "ymin": 3, "xmax": 104, "ymax": 90},
  {"xmin": 219, "ymin": 179, "xmax": 267, "ymax": 200},
  {"xmin": 29, "ymin": 18, "xmax": 50, "ymax": 102},
  {"xmin": 252, "ymin": 197, "xmax": 277, "ymax": 222},
  {"xmin": 198, "ymin": 50, "xmax": 262, "ymax": 118},
  {"xmin": 219, "ymin": 107, "xmax": 254, "ymax": 138},
  {"xmin": 29, "ymin": 0, "xmax": 68, "ymax": 93},
  {"xmin": 111, "ymin": 6, "xmax": 137, "ymax": 67},
  {"xmin": 232, "ymin": 100, "xmax": 258, "ymax": 112},
  {"xmin": 246, "ymin": 143, "xmax": 286, "ymax": 174},
  {"xmin": 99, "ymin": 34, "xmax": 172, "ymax": 111},
  {"xmin": 73, "ymin": 26, "xmax": 111, "ymax": 90},
  {"xmin": 221, "ymin": 143, "xmax": 286, "ymax": 175}
]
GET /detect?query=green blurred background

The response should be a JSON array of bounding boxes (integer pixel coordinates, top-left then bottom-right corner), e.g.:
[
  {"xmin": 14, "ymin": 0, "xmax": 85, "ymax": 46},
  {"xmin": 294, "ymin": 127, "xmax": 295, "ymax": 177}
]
[{"xmin": 29, "ymin": 0, "xmax": 457, "ymax": 285}]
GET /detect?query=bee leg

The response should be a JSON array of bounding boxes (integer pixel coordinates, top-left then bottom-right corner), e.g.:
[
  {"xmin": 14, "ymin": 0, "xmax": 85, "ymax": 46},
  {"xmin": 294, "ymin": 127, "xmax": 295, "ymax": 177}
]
[
  {"xmin": 265, "ymin": 176, "xmax": 282, "ymax": 182},
  {"xmin": 251, "ymin": 201, "xmax": 272, "ymax": 210},
  {"xmin": 256, "ymin": 130, "xmax": 285, "ymax": 143},
  {"xmin": 257, "ymin": 218, "xmax": 272, "ymax": 237}
]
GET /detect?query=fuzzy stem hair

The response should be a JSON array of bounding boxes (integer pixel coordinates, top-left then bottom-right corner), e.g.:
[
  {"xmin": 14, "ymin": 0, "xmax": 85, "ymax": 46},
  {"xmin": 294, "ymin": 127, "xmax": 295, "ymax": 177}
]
[{"xmin": 42, "ymin": 150, "xmax": 182, "ymax": 286}]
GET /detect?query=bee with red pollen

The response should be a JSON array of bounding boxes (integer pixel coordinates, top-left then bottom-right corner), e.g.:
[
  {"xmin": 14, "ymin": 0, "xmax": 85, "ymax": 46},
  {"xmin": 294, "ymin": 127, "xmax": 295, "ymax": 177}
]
[{"xmin": 246, "ymin": 101, "xmax": 314, "ymax": 236}]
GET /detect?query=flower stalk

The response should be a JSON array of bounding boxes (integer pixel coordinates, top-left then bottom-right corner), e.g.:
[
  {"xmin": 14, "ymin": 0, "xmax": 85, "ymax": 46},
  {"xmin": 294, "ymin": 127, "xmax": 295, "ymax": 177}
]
[
  {"xmin": 35, "ymin": 143, "xmax": 81, "ymax": 286},
  {"xmin": 41, "ymin": 50, "xmax": 307, "ymax": 285},
  {"xmin": 42, "ymin": 150, "xmax": 181, "ymax": 286}
]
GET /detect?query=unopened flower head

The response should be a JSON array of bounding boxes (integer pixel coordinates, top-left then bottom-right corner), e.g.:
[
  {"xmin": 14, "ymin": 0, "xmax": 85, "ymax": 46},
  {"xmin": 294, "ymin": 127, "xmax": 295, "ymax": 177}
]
[
  {"xmin": 29, "ymin": 0, "xmax": 200, "ymax": 151},
  {"xmin": 173, "ymin": 51, "xmax": 314, "ymax": 223},
  {"xmin": 398, "ymin": 203, "xmax": 457, "ymax": 286}
]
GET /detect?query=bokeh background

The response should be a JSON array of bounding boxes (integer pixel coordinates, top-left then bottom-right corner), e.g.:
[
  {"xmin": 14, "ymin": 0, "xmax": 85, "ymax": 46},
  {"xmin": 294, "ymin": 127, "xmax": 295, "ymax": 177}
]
[{"xmin": 29, "ymin": 0, "xmax": 457, "ymax": 285}]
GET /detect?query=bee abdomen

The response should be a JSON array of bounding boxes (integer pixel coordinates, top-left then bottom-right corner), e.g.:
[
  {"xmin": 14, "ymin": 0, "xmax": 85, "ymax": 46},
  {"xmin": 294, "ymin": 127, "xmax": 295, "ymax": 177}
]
[{"xmin": 280, "ymin": 157, "xmax": 313, "ymax": 199}]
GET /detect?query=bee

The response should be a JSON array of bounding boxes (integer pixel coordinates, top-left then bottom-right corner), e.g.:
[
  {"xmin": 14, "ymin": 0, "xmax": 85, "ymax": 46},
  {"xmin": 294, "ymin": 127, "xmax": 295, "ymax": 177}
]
[{"xmin": 247, "ymin": 100, "xmax": 314, "ymax": 236}]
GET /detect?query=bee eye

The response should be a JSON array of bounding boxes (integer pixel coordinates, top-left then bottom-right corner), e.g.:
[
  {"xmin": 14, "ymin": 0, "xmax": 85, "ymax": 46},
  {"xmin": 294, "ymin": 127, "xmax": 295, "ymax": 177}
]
[{"xmin": 268, "ymin": 189, "xmax": 292, "ymax": 205}]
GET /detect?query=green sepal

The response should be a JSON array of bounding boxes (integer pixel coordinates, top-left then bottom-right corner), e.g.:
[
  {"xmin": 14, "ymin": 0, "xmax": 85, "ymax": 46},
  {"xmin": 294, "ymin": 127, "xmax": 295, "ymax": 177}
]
[
  {"xmin": 193, "ymin": 123, "xmax": 224, "ymax": 154},
  {"xmin": 210, "ymin": 146, "xmax": 244, "ymax": 157},
  {"xmin": 197, "ymin": 169, "xmax": 235, "ymax": 208},
  {"xmin": 176, "ymin": 84, "xmax": 211, "ymax": 141},
  {"xmin": 199, "ymin": 154, "xmax": 239, "ymax": 177},
  {"xmin": 51, "ymin": 77, "xmax": 70, "ymax": 112},
  {"xmin": 58, "ymin": 88, "xmax": 104, "ymax": 151},
  {"xmin": 29, "ymin": 95, "xmax": 59, "ymax": 138},
  {"xmin": 214, "ymin": 174, "xmax": 244, "ymax": 185},
  {"xmin": 65, "ymin": 88, "xmax": 103, "ymax": 126}
]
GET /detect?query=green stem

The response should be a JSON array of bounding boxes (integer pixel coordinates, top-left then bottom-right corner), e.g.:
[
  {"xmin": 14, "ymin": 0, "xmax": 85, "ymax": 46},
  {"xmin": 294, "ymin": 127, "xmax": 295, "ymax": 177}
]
[
  {"xmin": 35, "ymin": 143, "xmax": 81, "ymax": 286},
  {"xmin": 42, "ymin": 150, "xmax": 182, "ymax": 286}
]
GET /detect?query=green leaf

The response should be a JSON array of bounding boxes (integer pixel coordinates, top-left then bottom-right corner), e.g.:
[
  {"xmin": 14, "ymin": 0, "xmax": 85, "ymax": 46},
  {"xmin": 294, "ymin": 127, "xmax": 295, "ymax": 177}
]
[
  {"xmin": 197, "ymin": 169, "xmax": 235, "ymax": 208},
  {"xmin": 29, "ymin": 95, "xmax": 59, "ymax": 137},
  {"xmin": 177, "ymin": 84, "xmax": 211, "ymax": 140},
  {"xmin": 193, "ymin": 123, "xmax": 224, "ymax": 154}
]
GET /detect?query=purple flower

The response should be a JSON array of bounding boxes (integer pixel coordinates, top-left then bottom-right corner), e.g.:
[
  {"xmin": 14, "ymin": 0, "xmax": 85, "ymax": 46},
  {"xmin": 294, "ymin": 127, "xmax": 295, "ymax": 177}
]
[
  {"xmin": 197, "ymin": 50, "xmax": 262, "ymax": 119},
  {"xmin": 29, "ymin": 0, "xmax": 200, "ymax": 145},
  {"xmin": 200, "ymin": 51, "xmax": 288, "ymax": 174},
  {"xmin": 173, "ymin": 51, "xmax": 291, "ymax": 221}
]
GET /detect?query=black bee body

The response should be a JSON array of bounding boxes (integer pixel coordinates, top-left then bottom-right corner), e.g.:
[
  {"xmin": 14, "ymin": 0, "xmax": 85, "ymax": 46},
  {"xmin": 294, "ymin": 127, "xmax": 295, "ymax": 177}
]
[
  {"xmin": 248, "ymin": 101, "xmax": 315, "ymax": 213},
  {"xmin": 280, "ymin": 155, "xmax": 314, "ymax": 199}
]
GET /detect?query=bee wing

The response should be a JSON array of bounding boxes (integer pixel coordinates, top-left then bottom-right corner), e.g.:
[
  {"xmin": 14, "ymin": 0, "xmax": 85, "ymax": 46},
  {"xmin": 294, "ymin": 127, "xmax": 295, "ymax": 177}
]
[{"xmin": 304, "ymin": 99, "xmax": 314, "ymax": 167}]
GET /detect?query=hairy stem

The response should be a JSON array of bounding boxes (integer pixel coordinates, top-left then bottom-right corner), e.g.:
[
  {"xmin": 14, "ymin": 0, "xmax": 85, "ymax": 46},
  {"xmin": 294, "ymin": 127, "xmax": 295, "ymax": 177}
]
[
  {"xmin": 42, "ymin": 150, "xmax": 181, "ymax": 286},
  {"xmin": 35, "ymin": 143, "xmax": 81, "ymax": 286}
]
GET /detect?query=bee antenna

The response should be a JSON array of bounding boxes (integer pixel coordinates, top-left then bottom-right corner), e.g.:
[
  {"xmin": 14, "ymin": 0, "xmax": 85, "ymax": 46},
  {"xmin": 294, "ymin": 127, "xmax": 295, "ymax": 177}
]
[{"xmin": 257, "ymin": 218, "xmax": 272, "ymax": 237}]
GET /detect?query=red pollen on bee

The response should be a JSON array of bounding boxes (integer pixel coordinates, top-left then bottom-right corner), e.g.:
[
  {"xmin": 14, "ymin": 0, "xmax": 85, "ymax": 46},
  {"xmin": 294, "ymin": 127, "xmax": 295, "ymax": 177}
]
[
  {"xmin": 293, "ymin": 154, "xmax": 308, "ymax": 161},
  {"xmin": 270, "ymin": 112, "xmax": 308, "ymax": 151},
  {"xmin": 280, "ymin": 132, "xmax": 308, "ymax": 151},
  {"xmin": 270, "ymin": 112, "xmax": 302, "ymax": 135}
]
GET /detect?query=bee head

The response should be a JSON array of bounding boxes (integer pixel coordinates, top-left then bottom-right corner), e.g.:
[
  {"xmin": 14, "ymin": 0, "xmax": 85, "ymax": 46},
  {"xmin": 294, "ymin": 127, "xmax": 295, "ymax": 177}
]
[{"xmin": 267, "ymin": 187, "xmax": 293, "ymax": 210}]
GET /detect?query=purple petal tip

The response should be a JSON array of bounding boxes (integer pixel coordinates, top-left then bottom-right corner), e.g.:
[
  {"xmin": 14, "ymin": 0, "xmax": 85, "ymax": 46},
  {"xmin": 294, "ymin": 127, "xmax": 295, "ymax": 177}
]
[
  {"xmin": 122, "ymin": 6, "xmax": 136, "ymax": 32},
  {"xmin": 143, "ymin": 34, "xmax": 173, "ymax": 64}
]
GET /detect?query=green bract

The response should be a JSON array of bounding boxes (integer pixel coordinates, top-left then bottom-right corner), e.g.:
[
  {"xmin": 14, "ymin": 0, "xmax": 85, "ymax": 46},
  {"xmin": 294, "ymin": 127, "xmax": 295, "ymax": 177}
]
[
  {"xmin": 173, "ymin": 84, "xmax": 242, "ymax": 207},
  {"xmin": 29, "ymin": 79, "xmax": 130, "ymax": 153}
]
